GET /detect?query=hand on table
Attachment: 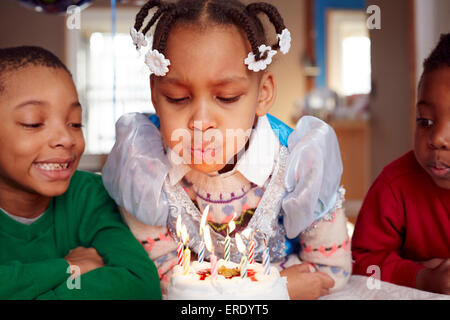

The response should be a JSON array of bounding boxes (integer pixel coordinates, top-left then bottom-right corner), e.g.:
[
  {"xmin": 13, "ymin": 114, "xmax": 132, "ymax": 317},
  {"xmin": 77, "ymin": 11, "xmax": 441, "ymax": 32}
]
[
  {"xmin": 416, "ymin": 258, "xmax": 450, "ymax": 295},
  {"xmin": 281, "ymin": 263, "xmax": 335, "ymax": 300},
  {"xmin": 64, "ymin": 246, "xmax": 105, "ymax": 278},
  {"xmin": 418, "ymin": 258, "xmax": 445, "ymax": 269}
]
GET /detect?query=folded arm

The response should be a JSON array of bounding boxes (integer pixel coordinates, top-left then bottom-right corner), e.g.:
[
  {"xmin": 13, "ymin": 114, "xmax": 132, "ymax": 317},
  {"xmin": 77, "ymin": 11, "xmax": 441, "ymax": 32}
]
[
  {"xmin": 0, "ymin": 259, "xmax": 69, "ymax": 299},
  {"xmin": 351, "ymin": 176, "xmax": 424, "ymax": 289}
]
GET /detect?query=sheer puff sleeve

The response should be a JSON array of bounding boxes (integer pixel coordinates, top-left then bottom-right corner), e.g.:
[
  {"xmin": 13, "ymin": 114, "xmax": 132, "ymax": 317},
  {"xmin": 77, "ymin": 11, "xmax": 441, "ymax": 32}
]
[
  {"xmin": 282, "ymin": 116, "xmax": 343, "ymax": 239},
  {"xmin": 102, "ymin": 112, "xmax": 170, "ymax": 227},
  {"xmin": 282, "ymin": 116, "xmax": 351, "ymax": 290}
]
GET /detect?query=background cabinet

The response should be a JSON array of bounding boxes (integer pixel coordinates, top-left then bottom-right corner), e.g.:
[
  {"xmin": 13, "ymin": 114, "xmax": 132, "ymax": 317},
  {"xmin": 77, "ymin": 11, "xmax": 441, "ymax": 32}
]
[{"xmin": 330, "ymin": 118, "xmax": 370, "ymax": 224}]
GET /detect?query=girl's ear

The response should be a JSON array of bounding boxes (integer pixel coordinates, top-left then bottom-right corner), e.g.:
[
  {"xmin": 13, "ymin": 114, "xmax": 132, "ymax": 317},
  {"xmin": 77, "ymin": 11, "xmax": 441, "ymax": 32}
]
[{"xmin": 255, "ymin": 71, "xmax": 276, "ymax": 117}]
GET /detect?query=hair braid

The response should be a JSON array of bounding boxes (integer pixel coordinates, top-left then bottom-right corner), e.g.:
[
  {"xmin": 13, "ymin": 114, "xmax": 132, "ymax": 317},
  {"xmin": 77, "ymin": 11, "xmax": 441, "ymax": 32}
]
[
  {"xmin": 132, "ymin": 0, "xmax": 289, "ymax": 70},
  {"xmin": 156, "ymin": 5, "xmax": 183, "ymax": 54},
  {"xmin": 246, "ymin": 2, "xmax": 286, "ymax": 50},
  {"xmin": 142, "ymin": 3, "xmax": 175, "ymax": 37},
  {"xmin": 215, "ymin": 4, "xmax": 263, "ymax": 60},
  {"xmin": 134, "ymin": 0, "xmax": 162, "ymax": 31}
]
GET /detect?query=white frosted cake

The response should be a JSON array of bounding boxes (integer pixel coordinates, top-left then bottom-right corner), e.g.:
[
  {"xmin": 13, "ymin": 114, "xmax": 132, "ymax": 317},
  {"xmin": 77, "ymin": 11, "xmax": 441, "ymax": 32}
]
[{"xmin": 166, "ymin": 259, "xmax": 290, "ymax": 300}]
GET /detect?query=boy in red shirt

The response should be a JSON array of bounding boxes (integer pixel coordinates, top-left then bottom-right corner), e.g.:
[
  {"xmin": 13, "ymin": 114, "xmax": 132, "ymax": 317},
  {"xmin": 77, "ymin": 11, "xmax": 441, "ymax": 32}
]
[{"xmin": 352, "ymin": 33, "xmax": 450, "ymax": 295}]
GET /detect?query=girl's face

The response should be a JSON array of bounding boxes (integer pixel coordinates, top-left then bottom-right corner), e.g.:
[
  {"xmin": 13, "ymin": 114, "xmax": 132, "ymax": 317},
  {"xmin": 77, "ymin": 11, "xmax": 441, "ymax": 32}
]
[
  {"xmin": 0, "ymin": 66, "xmax": 85, "ymax": 202},
  {"xmin": 151, "ymin": 23, "xmax": 275, "ymax": 173},
  {"xmin": 414, "ymin": 67, "xmax": 450, "ymax": 189}
]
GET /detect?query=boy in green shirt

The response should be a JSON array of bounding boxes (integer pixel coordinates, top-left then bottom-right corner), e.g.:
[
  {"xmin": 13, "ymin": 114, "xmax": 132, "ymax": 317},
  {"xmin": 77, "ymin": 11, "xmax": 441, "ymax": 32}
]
[{"xmin": 0, "ymin": 46, "xmax": 161, "ymax": 299}]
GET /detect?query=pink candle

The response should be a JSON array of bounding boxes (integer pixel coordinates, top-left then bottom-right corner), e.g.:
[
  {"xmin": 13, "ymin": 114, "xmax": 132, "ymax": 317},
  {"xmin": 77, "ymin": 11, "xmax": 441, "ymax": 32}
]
[
  {"xmin": 242, "ymin": 228, "xmax": 256, "ymax": 264},
  {"xmin": 176, "ymin": 215, "xmax": 184, "ymax": 266},
  {"xmin": 210, "ymin": 253, "xmax": 218, "ymax": 279},
  {"xmin": 248, "ymin": 239, "xmax": 255, "ymax": 264},
  {"xmin": 177, "ymin": 242, "xmax": 184, "ymax": 266}
]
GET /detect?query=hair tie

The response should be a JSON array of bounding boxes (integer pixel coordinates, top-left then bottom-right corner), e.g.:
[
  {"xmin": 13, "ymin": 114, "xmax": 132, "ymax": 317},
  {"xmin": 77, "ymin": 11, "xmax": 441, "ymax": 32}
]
[
  {"xmin": 144, "ymin": 49, "xmax": 171, "ymax": 76},
  {"xmin": 130, "ymin": 27, "xmax": 171, "ymax": 76},
  {"xmin": 244, "ymin": 44, "xmax": 277, "ymax": 72},
  {"xmin": 130, "ymin": 27, "xmax": 148, "ymax": 50},
  {"xmin": 278, "ymin": 28, "xmax": 291, "ymax": 55},
  {"xmin": 244, "ymin": 28, "xmax": 291, "ymax": 72}
]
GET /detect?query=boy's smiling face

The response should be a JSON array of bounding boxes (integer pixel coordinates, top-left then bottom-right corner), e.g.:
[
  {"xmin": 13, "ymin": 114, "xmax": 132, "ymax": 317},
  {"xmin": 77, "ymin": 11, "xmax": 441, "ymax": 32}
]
[
  {"xmin": 0, "ymin": 66, "xmax": 85, "ymax": 202},
  {"xmin": 414, "ymin": 67, "xmax": 450, "ymax": 189}
]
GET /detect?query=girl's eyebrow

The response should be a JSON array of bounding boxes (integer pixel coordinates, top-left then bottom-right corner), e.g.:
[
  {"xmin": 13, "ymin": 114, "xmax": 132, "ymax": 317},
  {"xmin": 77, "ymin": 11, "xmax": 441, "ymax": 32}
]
[
  {"xmin": 14, "ymin": 100, "xmax": 46, "ymax": 109},
  {"xmin": 158, "ymin": 77, "xmax": 182, "ymax": 85},
  {"xmin": 159, "ymin": 76, "xmax": 249, "ymax": 87},
  {"xmin": 211, "ymin": 76, "xmax": 249, "ymax": 86},
  {"xmin": 14, "ymin": 100, "xmax": 81, "ymax": 109}
]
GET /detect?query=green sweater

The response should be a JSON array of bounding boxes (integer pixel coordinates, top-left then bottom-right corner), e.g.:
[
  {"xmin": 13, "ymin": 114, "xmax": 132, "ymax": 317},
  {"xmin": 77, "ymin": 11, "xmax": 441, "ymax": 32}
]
[{"xmin": 0, "ymin": 171, "xmax": 161, "ymax": 300}]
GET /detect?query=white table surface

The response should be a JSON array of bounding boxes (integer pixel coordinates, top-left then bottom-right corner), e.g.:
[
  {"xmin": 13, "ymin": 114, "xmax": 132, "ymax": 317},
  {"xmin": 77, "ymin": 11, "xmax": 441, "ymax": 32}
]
[{"xmin": 320, "ymin": 275, "xmax": 450, "ymax": 300}]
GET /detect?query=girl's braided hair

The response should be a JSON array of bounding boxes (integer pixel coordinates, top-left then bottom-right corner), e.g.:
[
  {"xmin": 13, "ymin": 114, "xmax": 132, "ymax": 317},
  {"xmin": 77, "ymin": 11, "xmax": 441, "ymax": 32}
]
[{"xmin": 133, "ymin": 0, "xmax": 287, "ymax": 62}]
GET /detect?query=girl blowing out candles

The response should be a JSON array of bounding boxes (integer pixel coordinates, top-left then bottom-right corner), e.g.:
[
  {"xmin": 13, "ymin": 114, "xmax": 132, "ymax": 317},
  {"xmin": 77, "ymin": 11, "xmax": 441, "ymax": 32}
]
[{"xmin": 103, "ymin": 0, "xmax": 351, "ymax": 299}]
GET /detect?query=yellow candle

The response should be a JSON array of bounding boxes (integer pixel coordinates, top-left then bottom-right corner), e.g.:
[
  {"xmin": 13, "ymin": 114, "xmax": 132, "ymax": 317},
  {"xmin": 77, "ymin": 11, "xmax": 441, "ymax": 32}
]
[
  {"xmin": 181, "ymin": 224, "xmax": 190, "ymax": 273},
  {"xmin": 183, "ymin": 248, "xmax": 191, "ymax": 275}
]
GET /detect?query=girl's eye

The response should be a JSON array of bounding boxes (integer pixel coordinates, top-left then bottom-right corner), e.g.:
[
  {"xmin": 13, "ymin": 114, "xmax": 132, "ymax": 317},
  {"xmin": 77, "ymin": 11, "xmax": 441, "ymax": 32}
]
[
  {"xmin": 69, "ymin": 123, "xmax": 83, "ymax": 129},
  {"xmin": 217, "ymin": 96, "xmax": 241, "ymax": 103},
  {"xmin": 21, "ymin": 123, "xmax": 42, "ymax": 129},
  {"xmin": 416, "ymin": 118, "xmax": 433, "ymax": 128},
  {"xmin": 166, "ymin": 96, "xmax": 189, "ymax": 104}
]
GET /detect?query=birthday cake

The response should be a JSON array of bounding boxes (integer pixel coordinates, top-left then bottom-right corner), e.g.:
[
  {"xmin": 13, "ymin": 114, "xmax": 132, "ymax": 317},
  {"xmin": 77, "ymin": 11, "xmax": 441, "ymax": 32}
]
[{"xmin": 166, "ymin": 259, "xmax": 290, "ymax": 300}]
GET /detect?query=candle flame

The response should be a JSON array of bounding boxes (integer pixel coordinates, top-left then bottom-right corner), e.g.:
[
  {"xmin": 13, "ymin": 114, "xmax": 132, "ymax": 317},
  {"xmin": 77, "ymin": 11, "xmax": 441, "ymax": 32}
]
[
  {"xmin": 181, "ymin": 224, "xmax": 189, "ymax": 245},
  {"xmin": 204, "ymin": 225, "xmax": 213, "ymax": 253},
  {"xmin": 235, "ymin": 233, "xmax": 246, "ymax": 254},
  {"xmin": 200, "ymin": 205, "xmax": 210, "ymax": 236},
  {"xmin": 228, "ymin": 221, "xmax": 236, "ymax": 234},
  {"xmin": 176, "ymin": 215, "xmax": 182, "ymax": 238},
  {"xmin": 228, "ymin": 212, "xmax": 237, "ymax": 234}
]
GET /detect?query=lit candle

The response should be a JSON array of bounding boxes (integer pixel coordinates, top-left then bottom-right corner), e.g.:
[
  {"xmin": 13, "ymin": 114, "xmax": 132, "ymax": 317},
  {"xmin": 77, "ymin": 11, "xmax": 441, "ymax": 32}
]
[
  {"xmin": 181, "ymin": 224, "xmax": 190, "ymax": 275},
  {"xmin": 183, "ymin": 247, "xmax": 191, "ymax": 275},
  {"xmin": 242, "ymin": 228, "xmax": 255, "ymax": 265},
  {"xmin": 198, "ymin": 241, "xmax": 205, "ymax": 264},
  {"xmin": 224, "ymin": 213, "xmax": 236, "ymax": 262},
  {"xmin": 176, "ymin": 215, "xmax": 184, "ymax": 266},
  {"xmin": 248, "ymin": 240, "xmax": 255, "ymax": 265},
  {"xmin": 210, "ymin": 253, "xmax": 218, "ymax": 280},
  {"xmin": 204, "ymin": 225, "xmax": 217, "ymax": 279},
  {"xmin": 263, "ymin": 238, "xmax": 270, "ymax": 275},
  {"xmin": 235, "ymin": 233, "xmax": 247, "ymax": 279},
  {"xmin": 198, "ymin": 205, "xmax": 210, "ymax": 263}
]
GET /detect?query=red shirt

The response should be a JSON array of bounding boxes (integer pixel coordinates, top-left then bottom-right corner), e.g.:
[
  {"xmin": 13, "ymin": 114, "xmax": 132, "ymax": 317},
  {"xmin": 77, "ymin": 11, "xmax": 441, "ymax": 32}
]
[{"xmin": 352, "ymin": 151, "xmax": 450, "ymax": 288}]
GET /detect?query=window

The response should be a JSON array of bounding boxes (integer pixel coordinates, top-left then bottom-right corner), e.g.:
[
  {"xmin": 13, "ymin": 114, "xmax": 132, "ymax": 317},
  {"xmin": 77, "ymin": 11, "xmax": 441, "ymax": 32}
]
[
  {"xmin": 326, "ymin": 9, "xmax": 371, "ymax": 96},
  {"xmin": 341, "ymin": 35, "xmax": 371, "ymax": 95},
  {"xmin": 66, "ymin": 8, "xmax": 154, "ymax": 155}
]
